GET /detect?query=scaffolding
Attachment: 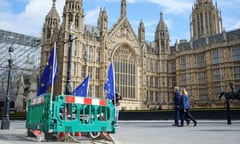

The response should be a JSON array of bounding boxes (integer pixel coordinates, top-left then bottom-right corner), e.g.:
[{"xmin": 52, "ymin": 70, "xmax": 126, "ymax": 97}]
[{"xmin": 0, "ymin": 29, "xmax": 41, "ymax": 106}]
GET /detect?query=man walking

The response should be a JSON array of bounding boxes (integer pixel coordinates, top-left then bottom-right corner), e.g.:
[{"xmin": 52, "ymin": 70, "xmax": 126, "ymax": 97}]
[{"xmin": 173, "ymin": 86, "xmax": 181, "ymax": 126}]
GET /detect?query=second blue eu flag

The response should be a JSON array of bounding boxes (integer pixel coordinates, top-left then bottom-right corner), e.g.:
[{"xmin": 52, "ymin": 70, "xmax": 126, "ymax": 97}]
[
  {"xmin": 104, "ymin": 62, "xmax": 116, "ymax": 100},
  {"xmin": 72, "ymin": 75, "xmax": 90, "ymax": 97}
]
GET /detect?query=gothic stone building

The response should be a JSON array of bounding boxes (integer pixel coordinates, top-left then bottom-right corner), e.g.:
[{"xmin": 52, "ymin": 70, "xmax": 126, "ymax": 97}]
[{"xmin": 41, "ymin": 0, "xmax": 240, "ymax": 110}]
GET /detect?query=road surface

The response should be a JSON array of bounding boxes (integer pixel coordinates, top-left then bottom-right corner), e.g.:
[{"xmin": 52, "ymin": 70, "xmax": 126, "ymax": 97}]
[{"xmin": 0, "ymin": 120, "xmax": 240, "ymax": 144}]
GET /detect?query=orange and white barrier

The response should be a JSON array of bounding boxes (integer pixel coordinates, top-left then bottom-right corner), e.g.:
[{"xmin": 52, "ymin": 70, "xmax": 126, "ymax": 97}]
[{"xmin": 65, "ymin": 96, "xmax": 107, "ymax": 106}]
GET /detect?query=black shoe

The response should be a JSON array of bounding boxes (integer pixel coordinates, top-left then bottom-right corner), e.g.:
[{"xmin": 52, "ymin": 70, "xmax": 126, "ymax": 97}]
[
  {"xmin": 193, "ymin": 121, "xmax": 197, "ymax": 127},
  {"xmin": 187, "ymin": 120, "xmax": 190, "ymax": 126},
  {"xmin": 178, "ymin": 124, "xmax": 184, "ymax": 127},
  {"xmin": 172, "ymin": 124, "xmax": 178, "ymax": 126}
]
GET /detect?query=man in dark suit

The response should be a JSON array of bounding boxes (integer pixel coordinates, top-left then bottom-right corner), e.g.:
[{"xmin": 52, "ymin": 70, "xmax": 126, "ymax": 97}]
[{"xmin": 173, "ymin": 86, "xmax": 181, "ymax": 126}]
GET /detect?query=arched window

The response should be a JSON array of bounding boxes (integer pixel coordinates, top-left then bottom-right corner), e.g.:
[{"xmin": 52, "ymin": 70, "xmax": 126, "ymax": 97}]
[
  {"xmin": 47, "ymin": 28, "xmax": 51, "ymax": 39},
  {"xmin": 75, "ymin": 15, "xmax": 79, "ymax": 28},
  {"xmin": 69, "ymin": 14, "xmax": 73, "ymax": 27},
  {"xmin": 113, "ymin": 46, "xmax": 136, "ymax": 99}
]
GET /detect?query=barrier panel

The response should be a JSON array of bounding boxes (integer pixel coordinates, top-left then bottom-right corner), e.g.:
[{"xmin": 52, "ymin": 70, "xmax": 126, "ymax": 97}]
[
  {"xmin": 26, "ymin": 94, "xmax": 51, "ymax": 133},
  {"xmin": 26, "ymin": 94, "xmax": 116, "ymax": 134}
]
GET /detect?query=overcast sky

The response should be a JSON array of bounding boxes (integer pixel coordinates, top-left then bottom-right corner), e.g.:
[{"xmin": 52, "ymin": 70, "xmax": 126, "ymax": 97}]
[{"xmin": 0, "ymin": 0, "xmax": 239, "ymax": 45}]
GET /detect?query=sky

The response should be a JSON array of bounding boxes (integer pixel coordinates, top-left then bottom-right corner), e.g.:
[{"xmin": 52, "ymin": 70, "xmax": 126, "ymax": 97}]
[{"xmin": 0, "ymin": 0, "xmax": 239, "ymax": 45}]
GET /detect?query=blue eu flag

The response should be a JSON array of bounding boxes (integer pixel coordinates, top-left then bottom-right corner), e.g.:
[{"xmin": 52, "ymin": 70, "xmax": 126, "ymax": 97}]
[
  {"xmin": 104, "ymin": 62, "xmax": 115, "ymax": 100},
  {"xmin": 72, "ymin": 75, "xmax": 90, "ymax": 97},
  {"xmin": 37, "ymin": 47, "xmax": 58, "ymax": 96}
]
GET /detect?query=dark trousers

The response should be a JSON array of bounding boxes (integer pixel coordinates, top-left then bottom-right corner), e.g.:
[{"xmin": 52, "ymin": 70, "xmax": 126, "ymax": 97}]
[
  {"xmin": 180, "ymin": 109, "xmax": 196, "ymax": 125},
  {"xmin": 174, "ymin": 106, "xmax": 180, "ymax": 125}
]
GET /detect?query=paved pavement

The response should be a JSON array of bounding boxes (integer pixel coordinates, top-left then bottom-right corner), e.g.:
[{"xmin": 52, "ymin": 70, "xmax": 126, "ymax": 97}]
[
  {"xmin": 0, "ymin": 120, "xmax": 240, "ymax": 144},
  {"xmin": 115, "ymin": 120, "xmax": 240, "ymax": 144}
]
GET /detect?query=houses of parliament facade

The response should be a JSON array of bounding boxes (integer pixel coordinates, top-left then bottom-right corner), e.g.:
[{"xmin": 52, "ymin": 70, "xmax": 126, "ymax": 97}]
[{"xmin": 41, "ymin": 0, "xmax": 240, "ymax": 110}]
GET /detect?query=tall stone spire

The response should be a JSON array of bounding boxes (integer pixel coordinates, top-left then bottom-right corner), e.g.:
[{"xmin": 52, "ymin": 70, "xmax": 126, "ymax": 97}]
[
  {"xmin": 62, "ymin": 0, "xmax": 84, "ymax": 32},
  {"xmin": 46, "ymin": 0, "xmax": 60, "ymax": 22},
  {"xmin": 155, "ymin": 12, "xmax": 170, "ymax": 54},
  {"xmin": 41, "ymin": 0, "xmax": 60, "ymax": 75},
  {"xmin": 42, "ymin": 0, "xmax": 60, "ymax": 42},
  {"xmin": 138, "ymin": 20, "xmax": 145, "ymax": 42},
  {"xmin": 121, "ymin": 0, "xmax": 127, "ymax": 18},
  {"xmin": 190, "ymin": 0, "xmax": 222, "ymax": 40},
  {"xmin": 98, "ymin": 7, "xmax": 108, "ymax": 36}
]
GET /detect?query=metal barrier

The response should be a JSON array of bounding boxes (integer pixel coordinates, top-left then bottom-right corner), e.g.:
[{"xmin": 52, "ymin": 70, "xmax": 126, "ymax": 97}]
[{"xmin": 26, "ymin": 94, "xmax": 116, "ymax": 134}]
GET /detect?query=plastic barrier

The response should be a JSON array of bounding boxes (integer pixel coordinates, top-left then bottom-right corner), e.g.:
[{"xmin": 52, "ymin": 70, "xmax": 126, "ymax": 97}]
[{"xmin": 26, "ymin": 94, "xmax": 116, "ymax": 135}]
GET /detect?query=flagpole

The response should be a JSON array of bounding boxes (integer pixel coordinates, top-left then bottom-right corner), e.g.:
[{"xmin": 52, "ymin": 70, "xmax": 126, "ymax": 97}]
[
  {"xmin": 50, "ymin": 42, "xmax": 57, "ymax": 113},
  {"xmin": 112, "ymin": 61, "xmax": 117, "ymax": 120},
  {"xmin": 87, "ymin": 74, "xmax": 90, "ymax": 97}
]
